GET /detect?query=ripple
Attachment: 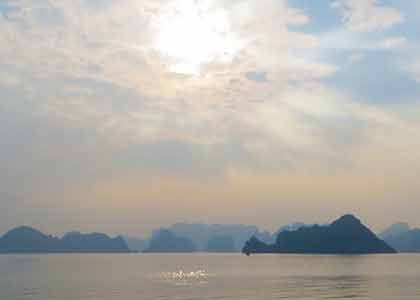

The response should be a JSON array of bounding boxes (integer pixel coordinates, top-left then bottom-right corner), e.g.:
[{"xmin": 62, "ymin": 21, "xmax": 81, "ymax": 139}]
[{"xmin": 158, "ymin": 269, "xmax": 212, "ymax": 284}]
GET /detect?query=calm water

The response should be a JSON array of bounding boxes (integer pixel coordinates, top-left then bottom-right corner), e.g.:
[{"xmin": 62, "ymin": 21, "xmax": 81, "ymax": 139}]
[{"xmin": 0, "ymin": 254, "xmax": 420, "ymax": 300}]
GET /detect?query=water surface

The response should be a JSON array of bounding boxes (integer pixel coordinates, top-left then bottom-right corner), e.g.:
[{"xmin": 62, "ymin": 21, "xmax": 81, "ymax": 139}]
[{"xmin": 1, "ymin": 253, "xmax": 419, "ymax": 299}]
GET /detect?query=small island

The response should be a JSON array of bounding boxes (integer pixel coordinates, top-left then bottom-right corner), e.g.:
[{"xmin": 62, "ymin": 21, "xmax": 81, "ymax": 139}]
[
  {"xmin": 242, "ymin": 214, "xmax": 396, "ymax": 255},
  {"xmin": 143, "ymin": 229, "xmax": 197, "ymax": 253},
  {"xmin": 205, "ymin": 235, "xmax": 236, "ymax": 252},
  {"xmin": 0, "ymin": 226, "xmax": 130, "ymax": 253},
  {"xmin": 381, "ymin": 223, "xmax": 420, "ymax": 253}
]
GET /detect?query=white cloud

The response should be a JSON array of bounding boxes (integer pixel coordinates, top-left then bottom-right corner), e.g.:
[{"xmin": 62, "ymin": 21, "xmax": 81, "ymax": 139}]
[
  {"xmin": 0, "ymin": 0, "xmax": 336, "ymax": 129},
  {"xmin": 349, "ymin": 53, "xmax": 364, "ymax": 63},
  {"xmin": 1, "ymin": 0, "xmax": 420, "ymax": 234},
  {"xmin": 332, "ymin": 0, "xmax": 404, "ymax": 32},
  {"xmin": 380, "ymin": 36, "xmax": 407, "ymax": 49},
  {"xmin": 318, "ymin": 29, "xmax": 407, "ymax": 52},
  {"xmin": 0, "ymin": 0, "xmax": 416, "ymax": 182}
]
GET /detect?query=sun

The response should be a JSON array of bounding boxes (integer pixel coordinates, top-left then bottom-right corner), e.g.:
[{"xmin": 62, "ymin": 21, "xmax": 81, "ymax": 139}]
[{"xmin": 153, "ymin": 0, "xmax": 241, "ymax": 75}]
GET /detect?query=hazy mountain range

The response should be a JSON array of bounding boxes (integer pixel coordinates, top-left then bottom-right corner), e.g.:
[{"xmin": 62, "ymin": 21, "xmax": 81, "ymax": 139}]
[
  {"xmin": 123, "ymin": 223, "xmax": 272, "ymax": 252},
  {"xmin": 143, "ymin": 229, "xmax": 197, "ymax": 253},
  {"xmin": 0, "ymin": 226, "xmax": 130, "ymax": 253},
  {"xmin": 123, "ymin": 236, "xmax": 149, "ymax": 252},
  {"xmin": 165, "ymin": 223, "xmax": 272, "ymax": 251},
  {"xmin": 380, "ymin": 223, "xmax": 420, "ymax": 253},
  {"xmin": 2, "ymin": 216, "xmax": 419, "ymax": 254}
]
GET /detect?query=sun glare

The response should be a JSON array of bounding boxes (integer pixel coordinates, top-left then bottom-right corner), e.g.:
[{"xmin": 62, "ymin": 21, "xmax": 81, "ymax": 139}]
[{"xmin": 153, "ymin": 0, "xmax": 241, "ymax": 75}]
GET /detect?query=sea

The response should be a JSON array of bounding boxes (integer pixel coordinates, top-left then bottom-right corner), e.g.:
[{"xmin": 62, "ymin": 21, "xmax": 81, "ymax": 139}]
[{"xmin": 0, "ymin": 253, "xmax": 419, "ymax": 300}]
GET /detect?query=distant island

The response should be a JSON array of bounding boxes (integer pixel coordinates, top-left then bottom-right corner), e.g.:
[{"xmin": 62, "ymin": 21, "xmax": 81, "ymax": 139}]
[
  {"xmin": 379, "ymin": 222, "xmax": 411, "ymax": 240},
  {"xmin": 164, "ymin": 223, "xmax": 272, "ymax": 251},
  {"xmin": 123, "ymin": 236, "xmax": 149, "ymax": 252},
  {"xmin": 135, "ymin": 223, "xmax": 272, "ymax": 253},
  {"xmin": 3, "ymin": 216, "xmax": 413, "ymax": 254},
  {"xmin": 0, "ymin": 226, "xmax": 130, "ymax": 253},
  {"xmin": 380, "ymin": 223, "xmax": 420, "ymax": 253},
  {"xmin": 205, "ymin": 235, "xmax": 236, "ymax": 252},
  {"xmin": 243, "ymin": 214, "xmax": 396, "ymax": 255},
  {"xmin": 143, "ymin": 229, "xmax": 196, "ymax": 253}
]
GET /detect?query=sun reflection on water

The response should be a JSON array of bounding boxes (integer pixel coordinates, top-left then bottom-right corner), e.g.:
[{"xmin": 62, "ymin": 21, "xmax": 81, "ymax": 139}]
[{"xmin": 158, "ymin": 269, "xmax": 212, "ymax": 285}]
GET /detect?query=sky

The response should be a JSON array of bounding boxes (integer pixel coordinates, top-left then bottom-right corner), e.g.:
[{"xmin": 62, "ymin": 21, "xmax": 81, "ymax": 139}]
[{"xmin": 1, "ymin": 0, "xmax": 420, "ymax": 237}]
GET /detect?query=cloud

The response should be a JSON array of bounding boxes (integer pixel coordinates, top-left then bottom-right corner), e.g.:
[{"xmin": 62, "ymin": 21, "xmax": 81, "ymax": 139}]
[
  {"xmin": 332, "ymin": 0, "xmax": 404, "ymax": 32},
  {"xmin": 348, "ymin": 53, "xmax": 364, "ymax": 63},
  {"xmin": 1, "ymin": 0, "xmax": 420, "ymax": 233},
  {"xmin": 380, "ymin": 36, "xmax": 407, "ymax": 49},
  {"xmin": 0, "ymin": 0, "xmax": 414, "ymax": 181},
  {"xmin": 317, "ymin": 29, "xmax": 407, "ymax": 53},
  {"xmin": 0, "ymin": 0, "xmax": 336, "ymax": 138}
]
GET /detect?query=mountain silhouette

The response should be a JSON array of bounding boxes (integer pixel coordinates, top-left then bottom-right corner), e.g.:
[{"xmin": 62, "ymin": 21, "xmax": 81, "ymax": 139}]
[
  {"xmin": 167, "ymin": 223, "xmax": 271, "ymax": 251},
  {"xmin": 383, "ymin": 228, "xmax": 420, "ymax": 253},
  {"xmin": 123, "ymin": 223, "xmax": 272, "ymax": 252},
  {"xmin": 205, "ymin": 235, "xmax": 235, "ymax": 252},
  {"xmin": 60, "ymin": 231, "xmax": 129, "ymax": 252},
  {"xmin": 143, "ymin": 229, "xmax": 196, "ymax": 253},
  {"xmin": 0, "ymin": 226, "xmax": 61, "ymax": 253},
  {"xmin": 243, "ymin": 215, "xmax": 396, "ymax": 255},
  {"xmin": 123, "ymin": 236, "xmax": 149, "ymax": 252},
  {"xmin": 0, "ymin": 226, "xmax": 130, "ymax": 253},
  {"xmin": 379, "ymin": 223, "xmax": 411, "ymax": 240},
  {"xmin": 272, "ymin": 222, "xmax": 324, "ymax": 241}
]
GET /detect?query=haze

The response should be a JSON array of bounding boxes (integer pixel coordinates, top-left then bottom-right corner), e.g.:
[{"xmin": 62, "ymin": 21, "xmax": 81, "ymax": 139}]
[{"xmin": 1, "ymin": 0, "xmax": 420, "ymax": 237}]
